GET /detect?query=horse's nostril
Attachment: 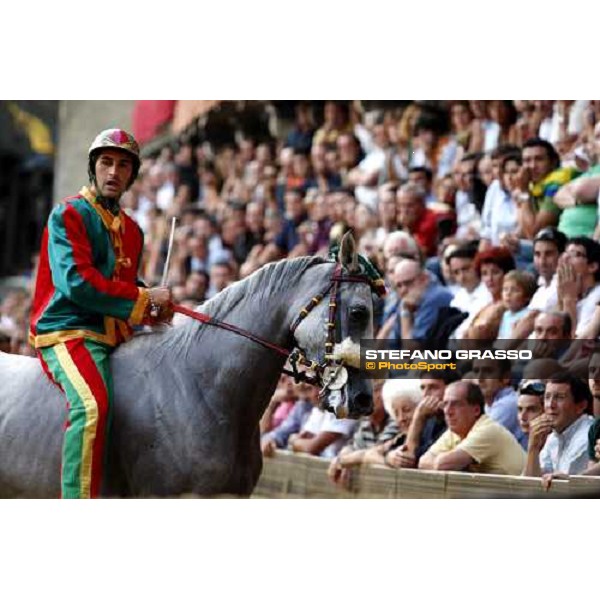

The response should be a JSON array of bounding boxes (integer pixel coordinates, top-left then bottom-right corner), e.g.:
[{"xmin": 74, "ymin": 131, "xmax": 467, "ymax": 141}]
[{"xmin": 353, "ymin": 393, "xmax": 372, "ymax": 416}]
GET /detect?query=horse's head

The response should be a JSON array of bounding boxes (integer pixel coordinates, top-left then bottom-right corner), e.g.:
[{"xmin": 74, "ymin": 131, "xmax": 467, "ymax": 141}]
[{"xmin": 292, "ymin": 232, "xmax": 384, "ymax": 419}]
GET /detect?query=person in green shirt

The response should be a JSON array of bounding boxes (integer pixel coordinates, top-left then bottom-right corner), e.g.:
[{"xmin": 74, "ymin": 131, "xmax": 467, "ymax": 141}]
[
  {"xmin": 512, "ymin": 137, "xmax": 580, "ymax": 239},
  {"xmin": 552, "ymin": 123, "xmax": 600, "ymax": 238}
]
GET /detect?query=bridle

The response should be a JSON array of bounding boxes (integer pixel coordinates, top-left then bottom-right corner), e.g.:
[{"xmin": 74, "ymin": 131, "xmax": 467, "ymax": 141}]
[
  {"xmin": 287, "ymin": 263, "xmax": 381, "ymax": 392},
  {"xmin": 173, "ymin": 262, "xmax": 385, "ymax": 394}
]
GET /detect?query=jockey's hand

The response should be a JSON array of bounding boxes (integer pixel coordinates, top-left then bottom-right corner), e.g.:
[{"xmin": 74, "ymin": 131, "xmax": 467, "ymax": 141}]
[
  {"xmin": 156, "ymin": 301, "xmax": 175, "ymax": 324},
  {"xmin": 147, "ymin": 287, "xmax": 174, "ymax": 324},
  {"xmin": 149, "ymin": 286, "xmax": 172, "ymax": 307}
]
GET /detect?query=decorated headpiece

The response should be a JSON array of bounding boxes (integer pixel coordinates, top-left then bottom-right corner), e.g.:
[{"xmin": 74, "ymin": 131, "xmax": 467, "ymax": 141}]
[{"xmin": 329, "ymin": 245, "xmax": 387, "ymax": 297}]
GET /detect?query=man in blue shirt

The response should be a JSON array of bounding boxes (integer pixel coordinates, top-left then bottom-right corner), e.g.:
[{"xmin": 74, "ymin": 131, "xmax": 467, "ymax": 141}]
[
  {"xmin": 378, "ymin": 258, "xmax": 453, "ymax": 348},
  {"xmin": 472, "ymin": 358, "xmax": 525, "ymax": 448},
  {"xmin": 257, "ymin": 187, "xmax": 308, "ymax": 266}
]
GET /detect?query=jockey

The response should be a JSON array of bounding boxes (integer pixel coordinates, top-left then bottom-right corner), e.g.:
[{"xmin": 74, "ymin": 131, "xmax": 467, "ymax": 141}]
[{"xmin": 29, "ymin": 128, "xmax": 173, "ymax": 499}]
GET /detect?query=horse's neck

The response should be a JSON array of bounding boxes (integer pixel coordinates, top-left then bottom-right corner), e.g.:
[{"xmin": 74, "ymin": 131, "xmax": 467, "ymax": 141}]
[
  {"xmin": 190, "ymin": 260, "xmax": 333, "ymax": 354},
  {"xmin": 176, "ymin": 261, "xmax": 332, "ymax": 419}
]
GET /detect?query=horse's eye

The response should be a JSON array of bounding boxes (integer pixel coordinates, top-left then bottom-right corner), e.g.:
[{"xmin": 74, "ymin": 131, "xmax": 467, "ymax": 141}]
[{"xmin": 350, "ymin": 305, "xmax": 368, "ymax": 320}]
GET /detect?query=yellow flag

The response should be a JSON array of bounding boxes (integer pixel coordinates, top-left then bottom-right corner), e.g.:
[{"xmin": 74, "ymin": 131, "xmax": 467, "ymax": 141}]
[{"xmin": 7, "ymin": 102, "xmax": 54, "ymax": 155}]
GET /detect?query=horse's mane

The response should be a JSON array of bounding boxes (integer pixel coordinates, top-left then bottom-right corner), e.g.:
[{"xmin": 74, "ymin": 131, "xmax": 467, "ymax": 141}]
[
  {"xmin": 139, "ymin": 255, "xmax": 331, "ymax": 357},
  {"xmin": 200, "ymin": 255, "xmax": 330, "ymax": 320}
]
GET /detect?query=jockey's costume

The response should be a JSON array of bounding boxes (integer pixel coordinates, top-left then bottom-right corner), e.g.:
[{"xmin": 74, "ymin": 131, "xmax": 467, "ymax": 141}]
[{"xmin": 29, "ymin": 129, "xmax": 162, "ymax": 499}]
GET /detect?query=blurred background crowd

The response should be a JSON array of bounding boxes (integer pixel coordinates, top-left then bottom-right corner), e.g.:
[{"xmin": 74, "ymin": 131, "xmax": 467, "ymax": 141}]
[{"xmin": 2, "ymin": 99, "xmax": 600, "ymax": 485}]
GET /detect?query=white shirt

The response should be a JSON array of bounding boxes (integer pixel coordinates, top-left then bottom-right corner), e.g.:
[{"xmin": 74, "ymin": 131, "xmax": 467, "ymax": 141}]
[
  {"xmin": 301, "ymin": 407, "xmax": 357, "ymax": 458},
  {"xmin": 480, "ymin": 180, "xmax": 518, "ymax": 245},
  {"xmin": 483, "ymin": 121, "xmax": 501, "ymax": 153},
  {"xmin": 451, "ymin": 282, "xmax": 493, "ymax": 339},
  {"xmin": 451, "ymin": 281, "xmax": 492, "ymax": 314},
  {"xmin": 575, "ymin": 284, "xmax": 600, "ymax": 337},
  {"xmin": 454, "ymin": 190, "xmax": 481, "ymax": 239},
  {"xmin": 540, "ymin": 414, "xmax": 594, "ymax": 475},
  {"xmin": 355, "ymin": 147, "xmax": 386, "ymax": 210},
  {"xmin": 156, "ymin": 181, "xmax": 175, "ymax": 211},
  {"xmin": 410, "ymin": 140, "xmax": 457, "ymax": 179},
  {"xmin": 528, "ymin": 274, "xmax": 558, "ymax": 312}
]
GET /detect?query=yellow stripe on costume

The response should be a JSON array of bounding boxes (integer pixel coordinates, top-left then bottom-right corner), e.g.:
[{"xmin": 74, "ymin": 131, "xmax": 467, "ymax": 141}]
[
  {"xmin": 129, "ymin": 287, "xmax": 150, "ymax": 326},
  {"xmin": 30, "ymin": 317, "xmax": 120, "ymax": 348},
  {"xmin": 54, "ymin": 343, "xmax": 99, "ymax": 500}
]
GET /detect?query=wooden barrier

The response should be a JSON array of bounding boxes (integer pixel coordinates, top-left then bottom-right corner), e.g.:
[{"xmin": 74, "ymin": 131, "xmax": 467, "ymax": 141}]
[{"xmin": 252, "ymin": 451, "xmax": 600, "ymax": 499}]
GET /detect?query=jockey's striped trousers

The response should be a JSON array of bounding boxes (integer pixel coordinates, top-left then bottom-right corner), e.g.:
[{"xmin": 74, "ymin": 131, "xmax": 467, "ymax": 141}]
[{"xmin": 38, "ymin": 339, "xmax": 113, "ymax": 499}]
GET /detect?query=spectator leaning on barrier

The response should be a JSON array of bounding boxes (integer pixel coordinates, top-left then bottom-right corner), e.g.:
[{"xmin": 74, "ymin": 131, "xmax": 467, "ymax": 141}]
[
  {"xmin": 288, "ymin": 391, "xmax": 357, "ymax": 459},
  {"xmin": 517, "ymin": 380, "xmax": 545, "ymax": 450},
  {"xmin": 259, "ymin": 374, "xmax": 298, "ymax": 436},
  {"xmin": 385, "ymin": 370, "xmax": 459, "ymax": 469},
  {"xmin": 261, "ymin": 381, "xmax": 314, "ymax": 458},
  {"xmin": 523, "ymin": 372, "xmax": 594, "ymax": 477},
  {"xmin": 327, "ymin": 380, "xmax": 409, "ymax": 487},
  {"xmin": 418, "ymin": 381, "xmax": 526, "ymax": 475},
  {"xmin": 364, "ymin": 382, "xmax": 420, "ymax": 465},
  {"xmin": 472, "ymin": 358, "xmax": 525, "ymax": 448}
]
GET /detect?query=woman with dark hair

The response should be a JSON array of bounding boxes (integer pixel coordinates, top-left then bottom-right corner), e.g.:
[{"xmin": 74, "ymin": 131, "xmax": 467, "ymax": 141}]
[
  {"xmin": 449, "ymin": 101, "xmax": 484, "ymax": 154},
  {"xmin": 488, "ymin": 101, "xmax": 518, "ymax": 149},
  {"xmin": 462, "ymin": 247, "xmax": 517, "ymax": 340}
]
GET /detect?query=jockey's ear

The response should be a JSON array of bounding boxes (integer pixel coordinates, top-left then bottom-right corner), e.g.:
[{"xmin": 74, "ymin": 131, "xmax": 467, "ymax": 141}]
[{"xmin": 339, "ymin": 232, "xmax": 359, "ymax": 273}]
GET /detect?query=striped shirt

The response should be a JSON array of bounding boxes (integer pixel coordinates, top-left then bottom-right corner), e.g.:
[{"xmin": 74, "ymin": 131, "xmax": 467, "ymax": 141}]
[{"xmin": 345, "ymin": 416, "xmax": 399, "ymax": 451}]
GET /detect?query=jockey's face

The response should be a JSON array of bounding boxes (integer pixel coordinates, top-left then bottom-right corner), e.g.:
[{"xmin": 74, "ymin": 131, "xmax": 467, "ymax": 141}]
[{"xmin": 95, "ymin": 149, "xmax": 134, "ymax": 200}]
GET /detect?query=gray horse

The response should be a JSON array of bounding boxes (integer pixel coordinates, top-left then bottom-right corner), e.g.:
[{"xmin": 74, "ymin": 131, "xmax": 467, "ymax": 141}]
[{"xmin": 0, "ymin": 235, "xmax": 375, "ymax": 497}]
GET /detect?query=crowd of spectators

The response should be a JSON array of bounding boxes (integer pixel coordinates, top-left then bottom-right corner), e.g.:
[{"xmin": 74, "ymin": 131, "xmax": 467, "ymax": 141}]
[{"xmin": 3, "ymin": 99, "xmax": 600, "ymax": 489}]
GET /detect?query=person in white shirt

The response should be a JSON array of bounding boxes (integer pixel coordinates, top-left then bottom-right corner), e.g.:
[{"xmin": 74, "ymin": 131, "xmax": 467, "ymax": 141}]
[
  {"xmin": 480, "ymin": 151, "xmax": 520, "ymax": 247},
  {"xmin": 558, "ymin": 237, "xmax": 600, "ymax": 337},
  {"xmin": 347, "ymin": 123, "xmax": 389, "ymax": 211},
  {"xmin": 453, "ymin": 154, "xmax": 481, "ymax": 240},
  {"xmin": 523, "ymin": 373, "xmax": 594, "ymax": 477},
  {"xmin": 528, "ymin": 227, "xmax": 566, "ymax": 311},
  {"xmin": 447, "ymin": 245, "xmax": 492, "ymax": 339},
  {"xmin": 289, "ymin": 406, "xmax": 357, "ymax": 459},
  {"xmin": 510, "ymin": 227, "xmax": 566, "ymax": 341}
]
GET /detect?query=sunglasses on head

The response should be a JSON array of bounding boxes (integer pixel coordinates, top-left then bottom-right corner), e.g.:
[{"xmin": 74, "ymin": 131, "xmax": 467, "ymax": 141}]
[{"xmin": 519, "ymin": 381, "xmax": 545, "ymax": 396}]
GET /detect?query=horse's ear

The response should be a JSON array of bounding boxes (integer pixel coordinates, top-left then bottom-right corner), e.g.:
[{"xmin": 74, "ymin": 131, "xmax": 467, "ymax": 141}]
[{"xmin": 338, "ymin": 232, "xmax": 359, "ymax": 273}]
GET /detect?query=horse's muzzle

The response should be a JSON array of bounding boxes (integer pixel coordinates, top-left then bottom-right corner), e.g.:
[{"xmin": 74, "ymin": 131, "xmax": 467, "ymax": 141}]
[
  {"xmin": 321, "ymin": 384, "xmax": 373, "ymax": 419},
  {"xmin": 349, "ymin": 391, "xmax": 373, "ymax": 418}
]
